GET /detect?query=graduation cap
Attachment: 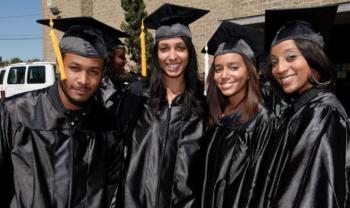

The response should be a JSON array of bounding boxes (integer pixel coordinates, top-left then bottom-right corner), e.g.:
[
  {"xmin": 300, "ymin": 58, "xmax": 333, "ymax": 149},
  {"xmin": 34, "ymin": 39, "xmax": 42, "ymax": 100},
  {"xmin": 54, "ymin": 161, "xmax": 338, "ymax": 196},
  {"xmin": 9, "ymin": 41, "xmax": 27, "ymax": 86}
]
[
  {"xmin": 144, "ymin": 3, "xmax": 209, "ymax": 41},
  {"xmin": 264, "ymin": 5, "xmax": 338, "ymax": 50},
  {"xmin": 37, "ymin": 16, "xmax": 129, "ymax": 59},
  {"xmin": 105, "ymin": 37, "xmax": 125, "ymax": 51},
  {"xmin": 202, "ymin": 21, "xmax": 264, "ymax": 64}
]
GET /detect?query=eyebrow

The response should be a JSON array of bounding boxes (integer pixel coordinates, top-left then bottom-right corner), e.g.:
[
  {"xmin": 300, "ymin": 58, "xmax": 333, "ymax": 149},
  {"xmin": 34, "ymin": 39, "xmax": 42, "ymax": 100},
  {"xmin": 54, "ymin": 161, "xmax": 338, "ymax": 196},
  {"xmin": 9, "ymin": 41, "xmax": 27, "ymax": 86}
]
[
  {"xmin": 215, "ymin": 61, "xmax": 240, "ymax": 65},
  {"xmin": 67, "ymin": 61, "xmax": 81, "ymax": 66},
  {"xmin": 283, "ymin": 47, "xmax": 298, "ymax": 52},
  {"xmin": 215, "ymin": 61, "xmax": 240, "ymax": 66}
]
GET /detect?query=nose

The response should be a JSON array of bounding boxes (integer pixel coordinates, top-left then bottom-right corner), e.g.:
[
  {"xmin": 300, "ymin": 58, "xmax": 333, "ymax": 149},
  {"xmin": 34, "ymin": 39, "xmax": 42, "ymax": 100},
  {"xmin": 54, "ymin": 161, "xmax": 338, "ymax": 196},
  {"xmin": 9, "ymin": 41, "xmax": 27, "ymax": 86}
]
[
  {"xmin": 169, "ymin": 48, "xmax": 177, "ymax": 60},
  {"xmin": 222, "ymin": 68, "xmax": 229, "ymax": 78},
  {"xmin": 274, "ymin": 59, "xmax": 288, "ymax": 74},
  {"xmin": 78, "ymin": 71, "xmax": 89, "ymax": 85}
]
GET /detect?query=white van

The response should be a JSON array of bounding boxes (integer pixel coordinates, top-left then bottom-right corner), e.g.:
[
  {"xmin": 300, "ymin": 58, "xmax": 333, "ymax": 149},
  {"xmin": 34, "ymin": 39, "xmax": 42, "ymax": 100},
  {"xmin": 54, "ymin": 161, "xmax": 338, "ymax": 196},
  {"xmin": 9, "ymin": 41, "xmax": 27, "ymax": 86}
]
[
  {"xmin": 0, "ymin": 62, "xmax": 59, "ymax": 99},
  {"xmin": 0, "ymin": 66, "xmax": 8, "ymax": 98}
]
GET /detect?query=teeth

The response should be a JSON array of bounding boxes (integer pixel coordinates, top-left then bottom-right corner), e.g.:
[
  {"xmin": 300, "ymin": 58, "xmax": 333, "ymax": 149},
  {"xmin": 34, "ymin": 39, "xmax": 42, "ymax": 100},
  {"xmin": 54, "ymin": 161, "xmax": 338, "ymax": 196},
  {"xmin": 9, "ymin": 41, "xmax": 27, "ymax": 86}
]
[
  {"xmin": 169, "ymin": 64, "xmax": 179, "ymax": 69},
  {"xmin": 280, "ymin": 75, "xmax": 294, "ymax": 84},
  {"xmin": 221, "ymin": 82, "xmax": 234, "ymax": 88}
]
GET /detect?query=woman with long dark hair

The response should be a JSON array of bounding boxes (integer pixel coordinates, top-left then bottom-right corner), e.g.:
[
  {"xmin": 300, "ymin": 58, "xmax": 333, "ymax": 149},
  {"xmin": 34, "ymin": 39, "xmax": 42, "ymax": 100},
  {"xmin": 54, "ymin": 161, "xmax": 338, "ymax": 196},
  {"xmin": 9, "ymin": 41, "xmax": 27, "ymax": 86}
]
[
  {"xmin": 201, "ymin": 21, "xmax": 276, "ymax": 208},
  {"xmin": 259, "ymin": 6, "xmax": 350, "ymax": 208},
  {"xmin": 116, "ymin": 4, "xmax": 209, "ymax": 208}
]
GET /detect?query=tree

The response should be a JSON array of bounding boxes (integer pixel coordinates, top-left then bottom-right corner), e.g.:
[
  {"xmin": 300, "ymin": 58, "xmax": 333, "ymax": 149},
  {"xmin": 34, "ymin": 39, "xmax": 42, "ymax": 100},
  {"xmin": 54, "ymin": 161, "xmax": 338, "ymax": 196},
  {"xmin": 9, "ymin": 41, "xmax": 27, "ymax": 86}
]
[
  {"xmin": 121, "ymin": 0, "xmax": 154, "ymax": 73},
  {"xmin": 10, "ymin": 57, "xmax": 23, "ymax": 64},
  {"xmin": 0, "ymin": 61, "xmax": 9, "ymax": 67},
  {"xmin": 27, "ymin": 58, "xmax": 41, "ymax": 63}
]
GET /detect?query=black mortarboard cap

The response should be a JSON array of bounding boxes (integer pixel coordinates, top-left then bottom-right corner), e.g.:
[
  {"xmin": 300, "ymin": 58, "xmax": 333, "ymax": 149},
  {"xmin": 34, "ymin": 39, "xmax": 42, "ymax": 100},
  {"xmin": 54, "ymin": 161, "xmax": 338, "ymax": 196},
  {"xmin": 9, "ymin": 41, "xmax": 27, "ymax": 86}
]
[
  {"xmin": 264, "ymin": 5, "xmax": 338, "ymax": 50},
  {"xmin": 37, "ymin": 17, "xmax": 129, "ymax": 58},
  {"xmin": 202, "ymin": 21, "xmax": 264, "ymax": 64},
  {"xmin": 144, "ymin": 3, "xmax": 209, "ymax": 41},
  {"xmin": 104, "ymin": 35, "xmax": 125, "ymax": 51}
]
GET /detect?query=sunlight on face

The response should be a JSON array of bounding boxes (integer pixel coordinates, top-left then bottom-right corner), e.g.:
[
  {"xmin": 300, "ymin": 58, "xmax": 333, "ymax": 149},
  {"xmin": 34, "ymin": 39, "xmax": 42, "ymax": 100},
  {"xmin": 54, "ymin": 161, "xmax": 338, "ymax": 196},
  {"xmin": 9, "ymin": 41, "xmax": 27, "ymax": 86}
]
[
  {"xmin": 270, "ymin": 40, "xmax": 313, "ymax": 94},
  {"xmin": 59, "ymin": 53, "xmax": 104, "ymax": 110},
  {"xmin": 157, "ymin": 37, "xmax": 189, "ymax": 80},
  {"xmin": 213, "ymin": 53, "xmax": 249, "ymax": 100}
]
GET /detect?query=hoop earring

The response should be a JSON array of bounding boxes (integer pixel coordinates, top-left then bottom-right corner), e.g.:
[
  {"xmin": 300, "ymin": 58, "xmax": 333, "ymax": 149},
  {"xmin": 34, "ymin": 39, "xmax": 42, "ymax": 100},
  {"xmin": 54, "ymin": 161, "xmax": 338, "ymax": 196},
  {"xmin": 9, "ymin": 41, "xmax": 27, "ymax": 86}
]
[{"xmin": 309, "ymin": 70, "xmax": 331, "ymax": 86}]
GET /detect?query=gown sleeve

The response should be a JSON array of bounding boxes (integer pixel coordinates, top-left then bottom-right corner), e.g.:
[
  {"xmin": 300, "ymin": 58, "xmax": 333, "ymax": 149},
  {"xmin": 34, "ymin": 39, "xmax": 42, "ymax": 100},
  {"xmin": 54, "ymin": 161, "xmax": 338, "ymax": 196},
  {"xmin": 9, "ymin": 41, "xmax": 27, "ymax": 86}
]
[
  {"xmin": 106, "ymin": 130, "xmax": 125, "ymax": 207},
  {"xmin": 272, "ymin": 105, "xmax": 350, "ymax": 208},
  {"xmin": 0, "ymin": 101, "xmax": 14, "ymax": 207}
]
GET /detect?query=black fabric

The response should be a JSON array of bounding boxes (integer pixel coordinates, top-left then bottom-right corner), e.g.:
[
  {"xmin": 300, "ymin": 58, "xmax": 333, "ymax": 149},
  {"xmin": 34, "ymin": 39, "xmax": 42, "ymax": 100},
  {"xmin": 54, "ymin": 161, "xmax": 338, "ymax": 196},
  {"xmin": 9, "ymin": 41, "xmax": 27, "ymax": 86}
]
[
  {"xmin": 259, "ymin": 73, "xmax": 288, "ymax": 118},
  {"xmin": 264, "ymin": 5, "xmax": 338, "ymax": 50},
  {"xmin": 116, "ymin": 81, "xmax": 206, "ymax": 208},
  {"xmin": 201, "ymin": 106, "xmax": 276, "ymax": 208},
  {"xmin": 202, "ymin": 21, "xmax": 264, "ymax": 63},
  {"xmin": 251, "ymin": 86, "xmax": 350, "ymax": 208},
  {"xmin": 144, "ymin": 3, "xmax": 209, "ymax": 41},
  {"xmin": 105, "ymin": 38, "xmax": 124, "ymax": 50},
  {"xmin": 95, "ymin": 74, "xmax": 136, "ymax": 116},
  {"xmin": 37, "ymin": 17, "xmax": 128, "ymax": 39},
  {"xmin": 0, "ymin": 82, "xmax": 124, "ymax": 208},
  {"xmin": 271, "ymin": 21, "xmax": 325, "ymax": 48},
  {"xmin": 37, "ymin": 17, "xmax": 129, "ymax": 59},
  {"xmin": 59, "ymin": 25, "xmax": 108, "ymax": 58}
]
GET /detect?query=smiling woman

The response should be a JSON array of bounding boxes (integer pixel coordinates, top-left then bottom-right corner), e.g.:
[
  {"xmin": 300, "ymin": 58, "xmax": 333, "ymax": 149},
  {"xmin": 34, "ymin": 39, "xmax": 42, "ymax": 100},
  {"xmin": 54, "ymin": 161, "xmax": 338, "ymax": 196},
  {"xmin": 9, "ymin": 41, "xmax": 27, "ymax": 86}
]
[
  {"xmin": 201, "ymin": 21, "xmax": 276, "ymax": 208},
  {"xmin": 115, "ymin": 3, "xmax": 209, "ymax": 208},
  {"xmin": 259, "ymin": 6, "xmax": 350, "ymax": 208},
  {"xmin": 157, "ymin": 37, "xmax": 189, "ymax": 80},
  {"xmin": 270, "ymin": 39, "xmax": 314, "ymax": 94}
]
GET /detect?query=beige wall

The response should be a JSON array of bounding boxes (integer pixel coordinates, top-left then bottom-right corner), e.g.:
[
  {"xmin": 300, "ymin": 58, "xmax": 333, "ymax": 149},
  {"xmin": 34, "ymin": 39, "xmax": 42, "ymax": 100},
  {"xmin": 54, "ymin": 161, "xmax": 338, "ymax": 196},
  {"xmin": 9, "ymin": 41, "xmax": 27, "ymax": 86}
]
[{"xmin": 42, "ymin": 0, "xmax": 349, "ymax": 72}]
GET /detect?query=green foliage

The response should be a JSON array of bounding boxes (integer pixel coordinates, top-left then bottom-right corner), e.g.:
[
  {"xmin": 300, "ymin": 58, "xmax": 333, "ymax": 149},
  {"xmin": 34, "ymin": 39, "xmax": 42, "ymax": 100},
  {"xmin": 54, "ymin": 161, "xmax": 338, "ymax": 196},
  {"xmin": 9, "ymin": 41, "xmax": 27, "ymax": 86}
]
[
  {"xmin": 0, "ymin": 57, "xmax": 41, "ymax": 67},
  {"xmin": 0, "ymin": 57, "xmax": 23, "ymax": 66},
  {"xmin": 121, "ymin": 0, "xmax": 154, "ymax": 72},
  {"xmin": 0, "ymin": 61, "xmax": 9, "ymax": 67},
  {"xmin": 10, "ymin": 57, "xmax": 23, "ymax": 64},
  {"xmin": 27, "ymin": 58, "xmax": 41, "ymax": 63}
]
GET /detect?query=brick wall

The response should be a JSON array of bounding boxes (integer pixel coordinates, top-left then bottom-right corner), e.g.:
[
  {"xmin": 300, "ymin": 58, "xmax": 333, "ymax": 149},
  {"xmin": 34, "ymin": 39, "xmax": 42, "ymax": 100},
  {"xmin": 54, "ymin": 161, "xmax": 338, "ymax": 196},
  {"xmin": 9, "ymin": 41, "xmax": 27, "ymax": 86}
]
[
  {"xmin": 42, "ymin": 0, "xmax": 83, "ymax": 61},
  {"xmin": 42, "ymin": 0, "xmax": 349, "ymax": 72}
]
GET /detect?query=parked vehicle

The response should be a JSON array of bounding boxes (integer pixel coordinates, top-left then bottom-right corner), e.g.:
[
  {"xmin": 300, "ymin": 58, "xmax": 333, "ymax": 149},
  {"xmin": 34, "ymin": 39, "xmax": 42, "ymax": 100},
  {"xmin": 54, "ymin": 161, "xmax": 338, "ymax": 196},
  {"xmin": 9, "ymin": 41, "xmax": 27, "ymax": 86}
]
[
  {"xmin": 0, "ymin": 62, "xmax": 58, "ymax": 99},
  {"xmin": 0, "ymin": 66, "xmax": 8, "ymax": 98}
]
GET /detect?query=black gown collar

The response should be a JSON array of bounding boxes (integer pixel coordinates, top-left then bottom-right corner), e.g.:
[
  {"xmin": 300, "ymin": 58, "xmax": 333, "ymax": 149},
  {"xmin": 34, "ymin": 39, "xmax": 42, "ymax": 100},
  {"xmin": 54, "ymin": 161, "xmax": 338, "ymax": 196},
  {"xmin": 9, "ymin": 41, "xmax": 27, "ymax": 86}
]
[
  {"xmin": 48, "ymin": 81, "xmax": 91, "ymax": 122},
  {"xmin": 293, "ymin": 86, "xmax": 327, "ymax": 112}
]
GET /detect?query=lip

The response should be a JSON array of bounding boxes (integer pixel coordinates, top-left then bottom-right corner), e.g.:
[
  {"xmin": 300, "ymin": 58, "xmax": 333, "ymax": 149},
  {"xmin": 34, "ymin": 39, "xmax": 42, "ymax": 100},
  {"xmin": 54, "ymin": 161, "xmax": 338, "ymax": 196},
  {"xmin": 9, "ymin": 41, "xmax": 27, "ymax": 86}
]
[
  {"xmin": 166, "ymin": 63, "xmax": 181, "ymax": 72},
  {"xmin": 279, "ymin": 74, "xmax": 296, "ymax": 85},
  {"xmin": 73, "ymin": 87, "xmax": 90, "ymax": 95},
  {"xmin": 219, "ymin": 81, "xmax": 235, "ymax": 89}
]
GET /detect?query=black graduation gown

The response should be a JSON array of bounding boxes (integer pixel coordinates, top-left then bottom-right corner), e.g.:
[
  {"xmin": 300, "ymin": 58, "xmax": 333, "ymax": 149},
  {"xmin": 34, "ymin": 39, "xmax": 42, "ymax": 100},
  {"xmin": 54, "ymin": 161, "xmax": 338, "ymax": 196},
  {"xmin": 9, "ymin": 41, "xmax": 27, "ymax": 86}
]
[
  {"xmin": 0, "ymin": 82, "xmax": 123, "ymax": 208},
  {"xmin": 201, "ymin": 105, "xmax": 276, "ymax": 208},
  {"xmin": 95, "ymin": 75, "xmax": 130, "ymax": 115},
  {"xmin": 118, "ymin": 85, "xmax": 206, "ymax": 208},
  {"xmin": 255, "ymin": 86, "xmax": 350, "ymax": 208}
]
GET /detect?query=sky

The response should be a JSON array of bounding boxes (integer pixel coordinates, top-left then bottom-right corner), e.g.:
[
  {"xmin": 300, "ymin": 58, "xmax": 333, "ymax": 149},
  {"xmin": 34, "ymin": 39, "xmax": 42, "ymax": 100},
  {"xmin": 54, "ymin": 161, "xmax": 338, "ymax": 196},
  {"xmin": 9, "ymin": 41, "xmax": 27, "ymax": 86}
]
[{"xmin": 0, "ymin": 0, "xmax": 42, "ymax": 62}]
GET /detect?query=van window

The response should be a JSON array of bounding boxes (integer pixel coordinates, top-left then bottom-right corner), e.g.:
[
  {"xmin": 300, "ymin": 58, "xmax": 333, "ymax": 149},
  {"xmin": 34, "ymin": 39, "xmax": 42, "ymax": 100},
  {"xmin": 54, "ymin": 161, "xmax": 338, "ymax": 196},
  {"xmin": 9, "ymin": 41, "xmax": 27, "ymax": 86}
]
[
  {"xmin": 0, "ymin": 70, "xmax": 5, "ymax": 84},
  {"xmin": 8, "ymin": 67, "xmax": 25, "ymax": 84},
  {"xmin": 28, "ymin": 66, "xmax": 45, "ymax": 83}
]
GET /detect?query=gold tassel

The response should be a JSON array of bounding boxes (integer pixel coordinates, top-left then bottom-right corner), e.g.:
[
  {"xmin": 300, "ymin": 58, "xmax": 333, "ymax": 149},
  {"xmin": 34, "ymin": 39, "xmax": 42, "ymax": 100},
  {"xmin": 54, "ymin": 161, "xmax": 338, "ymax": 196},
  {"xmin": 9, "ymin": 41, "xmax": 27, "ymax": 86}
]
[
  {"xmin": 140, "ymin": 19, "xmax": 147, "ymax": 77},
  {"xmin": 49, "ymin": 18, "xmax": 66, "ymax": 80}
]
